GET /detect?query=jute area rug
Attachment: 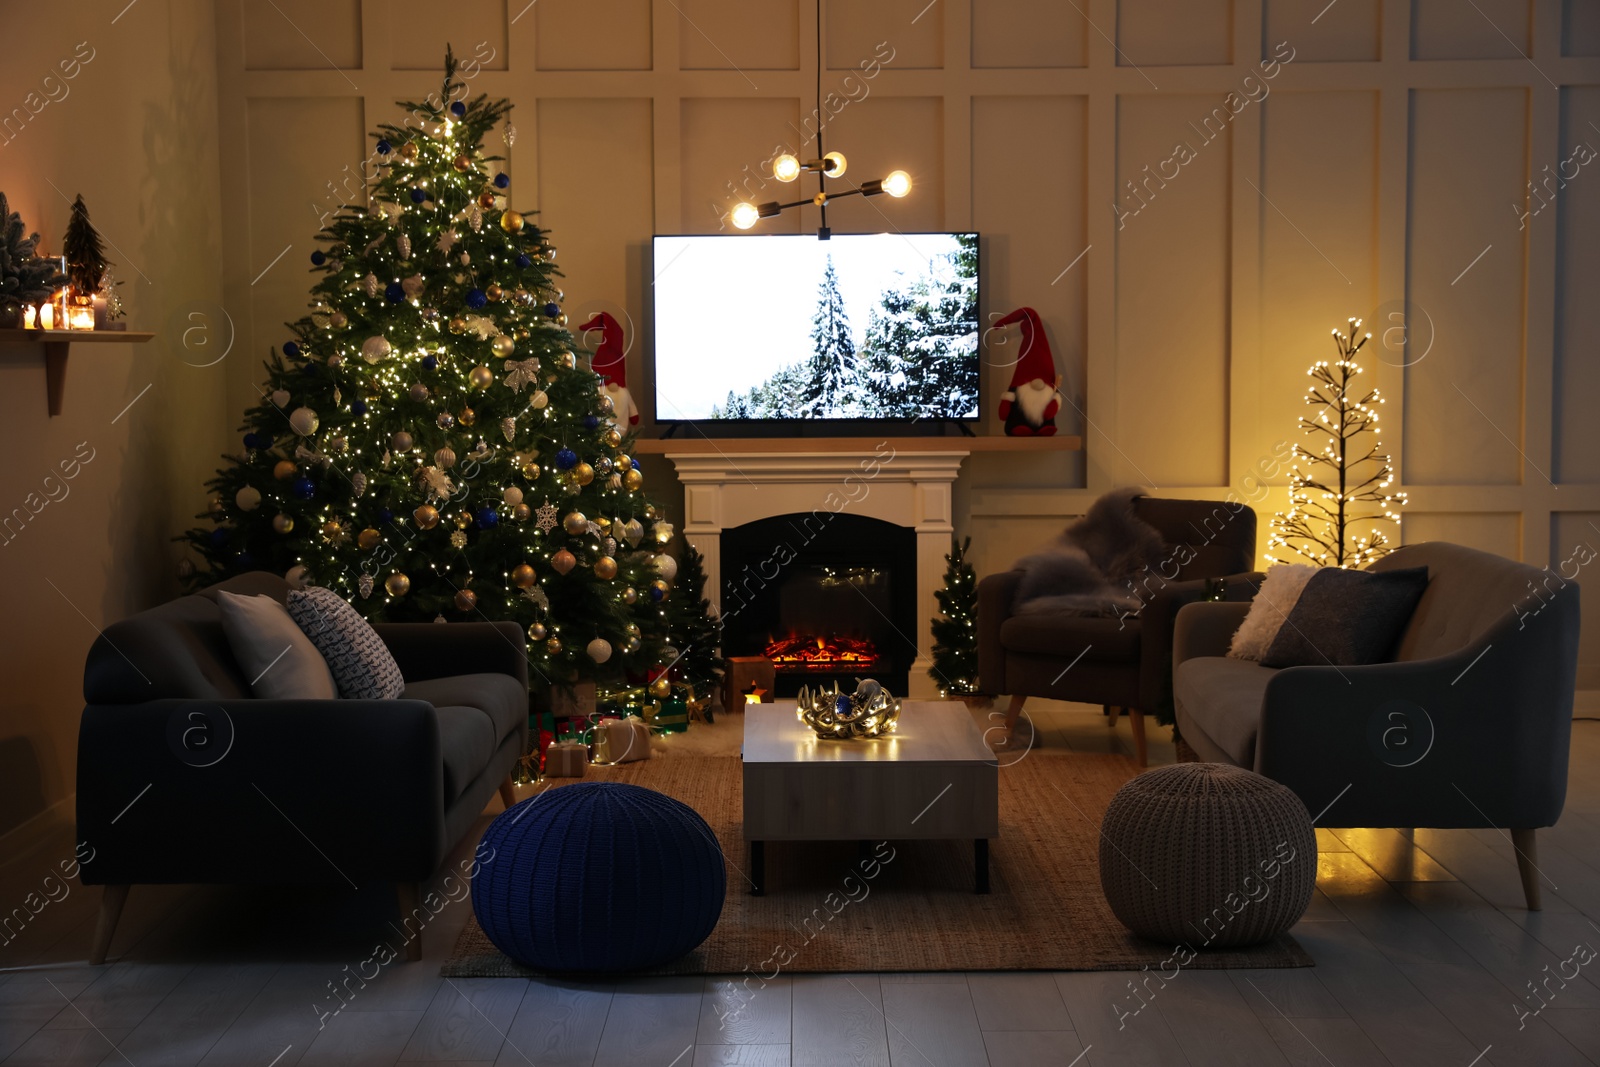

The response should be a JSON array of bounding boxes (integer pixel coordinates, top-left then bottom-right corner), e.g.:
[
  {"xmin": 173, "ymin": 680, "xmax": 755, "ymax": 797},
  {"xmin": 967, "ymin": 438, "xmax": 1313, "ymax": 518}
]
[{"xmin": 444, "ymin": 750, "xmax": 1313, "ymax": 976}]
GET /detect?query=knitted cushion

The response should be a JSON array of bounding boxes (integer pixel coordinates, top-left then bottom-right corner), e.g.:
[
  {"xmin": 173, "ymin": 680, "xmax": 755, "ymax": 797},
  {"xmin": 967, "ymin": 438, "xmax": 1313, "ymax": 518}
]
[
  {"xmin": 472, "ymin": 782, "xmax": 725, "ymax": 972},
  {"xmin": 285, "ymin": 587, "xmax": 405, "ymax": 700},
  {"xmin": 1099, "ymin": 763, "xmax": 1316, "ymax": 948}
]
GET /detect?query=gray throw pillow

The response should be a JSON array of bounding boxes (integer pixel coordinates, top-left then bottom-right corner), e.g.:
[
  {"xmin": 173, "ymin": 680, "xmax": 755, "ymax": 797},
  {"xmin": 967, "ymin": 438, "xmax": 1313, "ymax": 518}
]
[
  {"xmin": 1260, "ymin": 566, "xmax": 1429, "ymax": 669},
  {"xmin": 286, "ymin": 587, "xmax": 406, "ymax": 700}
]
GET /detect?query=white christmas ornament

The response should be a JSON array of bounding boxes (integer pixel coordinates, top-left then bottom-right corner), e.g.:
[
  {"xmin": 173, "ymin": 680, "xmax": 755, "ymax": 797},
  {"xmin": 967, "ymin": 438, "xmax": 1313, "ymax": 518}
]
[
  {"xmin": 235, "ymin": 486, "xmax": 261, "ymax": 511},
  {"xmin": 586, "ymin": 638, "xmax": 612, "ymax": 664},
  {"xmin": 503, "ymin": 486, "xmax": 524, "ymax": 506},
  {"xmin": 361, "ymin": 335, "xmax": 391, "ymax": 363},
  {"xmin": 401, "ymin": 273, "xmax": 425, "ymax": 298},
  {"xmin": 530, "ymin": 389, "xmax": 549, "ymax": 409},
  {"xmin": 285, "ymin": 565, "xmax": 310, "ymax": 590},
  {"xmin": 654, "ymin": 554, "xmax": 678, "ymax": 582},
  {"xmin": 397, "ymin": 233, "xmax": 411, "ymax": 259},
  {"xmin": 271, "ymin": 389, "xmax": 290, "ymax": 407},
  {"xmin": 289, "ymin": 407, "xmax": 319, "ymax": 436},
  {"xmin": 623, "ymin": 518, "xmax": 644, "ymax": 547}
]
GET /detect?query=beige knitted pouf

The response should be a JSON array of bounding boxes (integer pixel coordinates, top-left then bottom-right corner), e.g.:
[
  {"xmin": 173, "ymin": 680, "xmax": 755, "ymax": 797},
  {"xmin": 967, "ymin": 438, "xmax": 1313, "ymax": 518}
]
[{"xmin": 1099, "ymin": 763, "xmax": 1317, "ymax": 948}]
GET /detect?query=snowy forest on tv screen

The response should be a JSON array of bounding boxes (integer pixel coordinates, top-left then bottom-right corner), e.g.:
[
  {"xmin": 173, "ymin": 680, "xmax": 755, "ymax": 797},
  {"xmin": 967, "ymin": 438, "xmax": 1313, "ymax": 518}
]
[{"xmin": 707, "ymin": 233, "xmax": 979, "ymax": 420}]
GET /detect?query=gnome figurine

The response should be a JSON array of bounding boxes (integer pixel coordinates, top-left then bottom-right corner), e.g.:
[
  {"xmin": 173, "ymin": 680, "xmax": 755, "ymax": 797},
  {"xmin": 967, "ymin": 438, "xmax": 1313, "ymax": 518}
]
[
  {"xmin": 994, "ymin": 306, "xmax": 1063, "ymax": 436},
  {"xmin": 579, "ymin": 311, "xmax": 639, "ymax": 429}
]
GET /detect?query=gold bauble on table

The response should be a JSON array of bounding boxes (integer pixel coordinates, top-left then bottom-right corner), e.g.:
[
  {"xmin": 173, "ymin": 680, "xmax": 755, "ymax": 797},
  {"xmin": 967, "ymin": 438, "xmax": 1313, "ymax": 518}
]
[
  {"xmin": 528, "ymin": 622, "xmax": 547, "ymax": 641},
  {"xmin": 562, "ymin": 511, "xmax": 589, "ymax": 535},
  {"xmin": 512, "ymin": 502, "xmax": 532, "ymax": 522},
  {"xmin": 546, "ymin": 636, "xmax": 563, "ymax": 655},
  {"xmin": 469, "ymin": 365, "xmax": 493, "ymax": 390},
  {"xmin": 385, "ymin": 572, "xmax": 411, "ymax": 596},
  {"xmin": 492, "ymin": 334, "xmax": 515, "ymax": 357},
  {"xmin": 623, "ymin": 468, "xmax": 644, "ymax": 491},
  {"xmin": 414, "ymin": 504, "xmax": 440, "ymax": 530},
  {"xmin": 550, "ymin": 549, "xmax": 577, "ymax": 575},
  {"xmin": 357, "ymin": 527, "xmax": 382, "ymax": 550},
  {"xmin": 273, "ymin": 460, "xmax": 297, "ymax": 480},
  {"xmin": 272, "ymin": 513, "xmax": 295, "ymax": 534},
  {"xmin": 452, "ymin": 154, "xmax": 471, "ymax": 172},
  {"xmin": 454, "ymin": 589, "xmax": 478, "ymax": 611},
  {"xmin": 500, "ymin": 209, "xmax": 524, "ymax": 232},
  {"xmin": 574, "ymin": 462, "xmax": 595, "ymax": 486},
  {"xmin": 512, "ymin": 563, "xmax": 537, "ymax": 588},
  {"xmin": 594, "ymin": 556, "xmax": 617, "ymax": 580}
]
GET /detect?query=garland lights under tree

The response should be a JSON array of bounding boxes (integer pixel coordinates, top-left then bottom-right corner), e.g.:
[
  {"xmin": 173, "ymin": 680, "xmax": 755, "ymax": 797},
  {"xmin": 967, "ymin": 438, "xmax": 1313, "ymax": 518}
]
[
  {"xmin": 1266, "ymin": 318, "xmax": 1407, "ymax": 569},
  {"xmin": 929, "ymin": 535, "xmax": 979, "ymax": 697},
  {"xmin": 180, "ymin": 47, "xmax": 672, "ymax": 690}
]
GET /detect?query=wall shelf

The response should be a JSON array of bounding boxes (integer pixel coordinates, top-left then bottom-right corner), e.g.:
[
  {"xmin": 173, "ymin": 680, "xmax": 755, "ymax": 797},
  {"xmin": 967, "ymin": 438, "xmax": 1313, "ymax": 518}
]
[
  {"xmin": 0, "ymin": 329, "xmax": 155, "ymax": 417},
  {"xmin": 631, "ymin": 434, "xmax": 1082, "ymax": 454}
]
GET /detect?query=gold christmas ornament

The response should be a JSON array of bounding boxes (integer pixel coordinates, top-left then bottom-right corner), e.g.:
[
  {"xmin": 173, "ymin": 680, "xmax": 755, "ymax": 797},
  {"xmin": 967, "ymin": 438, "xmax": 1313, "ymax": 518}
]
[
  {"xmin": 530, "ymin": 390, "xmax": 549, "ymax": 410},
  {"xmin": 512, "ymin": 502, "xmax": 532, "ymax": 522},
  {"xmin": 492, "ymin": 334, "xmax": 515, "ymax": 357},
  {"xmin": 603, "ymin": 428, "xmax": 622, "ymax": 448},
  {"xmin": 273, "ymin": 460, "xmax": 297, "ymax": 480},
  {"xmin": 562, "ymin": 511, "xmax": 589, "ymax": 535},
  {"xmin": 454, "ymin": 510, "xmax": 473, "ymax": 529},
  {"xmin": 622, "ymin": 586, "xmax": 638, "ymax": 605},
  {"xmin": 649, "ymin": 677, "xmax": 672, "ymax": 700},
  {"xmin": 499, "ymin": 209, "xmax": 524, "ymax": 232},
  {"xmin": 796, "ymin": 680, "xmax": 900, "ymax": 740},
  {"xmin": 357, "ymin": 527, "xmax": 382, "ymax": 550},
  {"xmin": 459, "ymin": 406, "xmax": 476, "ymax": 426},
  {"xmin": 596, "ymin": 516, "xmax": 613, "ymax": 535},
  {"xmin": 574, "ymin": 462, "xmax": 595, "ymax": 486},
  {"xmin": 469, "ymin": 365, "xmax": 493, "ymax": 390},
  {"xmin": 385, "ymin": 572, "xmax": 412, "ymax": 597},
  {"xmin": 408, "ymin": 383, "xmax": 429, "ymax": 402},
  {"xmin": 593, "ymin": 556, "xmax": 618, "ymax": 580},
  {"xmin": 434, "ymin": 447, "xmax": 457, "ymax": 469},
  {"xmin": 399, "ymin": 141, "xmax": 418, "ymax": 161},
  {"xmin": 452, "ymin": 153, "xmax": 471, "ymax": 172},
  {"xmin": 486, "ymin": 284, "xmax": 504, "ymax": 302},
  {"xmin": 644, "ymin": 504, "xmax": 659, "ymax": 520},
  {"xmin": 414, "ymin": 504, "xmax": 441, "ymax": 529},
  {"xmin": 478, "ymin": 191, "xmax": 498, "ymax": 209},
  {"xmin": 448, "ymin": 316, "xmax": 468, "ymax": 334},
  {"xmin": 528, "ymin": 622, "xmax": 547, "ymax": 641},
  {"xmin": 556, "ymin": 313, "xmax": 569, "ymax": 326},
  {"xmin": 520, "ymin": 462, "xmax": 541, "ymax": 480},
  {"xmin": 454, "ymin": 589, "xmax": 478, "ymax": 612},
  {"xmin": 623, "ymin": 468, "xmax": 644, "ymax": 491},
  {"xmin": 272, "ymin": 513, "xmax": 295, "ymax": 534},
  {"xmin": 391, "ymin": 431, "xmax": 414, "ymax": 451},
  {"xmin": 616, "ymin": 453, "xmax": 633, "ymax": 470},
  {"xmin": 558, "ymin": 352, "xmax": 576, "ymax": 370},
  {"xmin": 512, "ymin": 563, "xmax": 537, "ymax": 588},
  {"xmin": 550, "ymin": 549, "xmax": 577, "ymax": 575},
  {"xmin": 546, "ymin": 635, "xmax": 563, "ymax": 655}
]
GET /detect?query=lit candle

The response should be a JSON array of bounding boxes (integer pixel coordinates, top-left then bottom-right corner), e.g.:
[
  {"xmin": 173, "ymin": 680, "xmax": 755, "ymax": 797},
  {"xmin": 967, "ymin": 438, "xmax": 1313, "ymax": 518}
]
[
  {"xmin": 23, "ymin": 305, "xmax": 36, "ymax": 329},
  {"xmin": 67, "ymin": 304, "xmax": 95, "ymax": 330},
  {"xmin": 39, "ymin": 303, "xmax": 54, "ymax": 329}
]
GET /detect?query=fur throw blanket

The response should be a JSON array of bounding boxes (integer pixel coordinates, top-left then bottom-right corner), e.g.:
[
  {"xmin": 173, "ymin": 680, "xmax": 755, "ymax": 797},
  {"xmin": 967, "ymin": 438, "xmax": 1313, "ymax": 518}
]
[{"xmin": 1012, "ymin": 487, "xmax": 1167, "ymax": 616}]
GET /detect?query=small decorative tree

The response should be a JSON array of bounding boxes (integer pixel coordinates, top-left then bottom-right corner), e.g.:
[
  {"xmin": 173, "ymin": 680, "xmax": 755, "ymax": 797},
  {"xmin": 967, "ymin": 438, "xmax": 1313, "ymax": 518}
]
[
  {"xmin": 664, "ymin": 541, "xmax": 722, "ymax": 716},
  {"xmin": 929, "ymin": 535, "xmax": 979, "ymax": 697},
  {"xmin": 1267, "ymin": 318, "xmax": 1408, "ymax": 568},
  {"xmin": 0, "ymin": 192, "xmax": 67, "ymax": 307},
  {"xmin": 62, "ymin": 194, "xmax": 110, "ymax": 300}
]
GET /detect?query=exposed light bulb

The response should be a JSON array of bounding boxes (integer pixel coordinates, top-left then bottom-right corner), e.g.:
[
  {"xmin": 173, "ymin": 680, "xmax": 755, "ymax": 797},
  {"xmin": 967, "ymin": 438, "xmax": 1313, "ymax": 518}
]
[
  {"xmin": 773, "ymin": 154, "xmax": 802, "ymax": 182},
  {"xmin": 883, "ymin": 170, "xmax": 912, "ymax": 198},
  {"xmin": 823, "ymin": 151, "xmax": 848, "ymax": 177},
  {"xmin": 730, "ymin": 202, "xmax": 761, "ymax": 230}
]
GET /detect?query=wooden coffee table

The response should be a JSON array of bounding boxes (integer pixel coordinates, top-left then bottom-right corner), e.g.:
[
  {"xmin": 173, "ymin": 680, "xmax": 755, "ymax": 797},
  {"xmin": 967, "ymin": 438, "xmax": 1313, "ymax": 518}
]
[{"xmin": 742, "ymin": 700, "xmax": 999, "ymax": 894}]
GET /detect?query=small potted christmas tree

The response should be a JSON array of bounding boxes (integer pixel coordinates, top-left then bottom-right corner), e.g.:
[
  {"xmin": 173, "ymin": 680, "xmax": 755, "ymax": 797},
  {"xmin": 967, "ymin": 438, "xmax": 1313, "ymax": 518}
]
[
  {"xmin": 930, "ymin": 535, "xmax": 982, "ymax": 703},
  {"xmin": 0, "ymin": 193, "xmax": 67, "ymax": 329}
]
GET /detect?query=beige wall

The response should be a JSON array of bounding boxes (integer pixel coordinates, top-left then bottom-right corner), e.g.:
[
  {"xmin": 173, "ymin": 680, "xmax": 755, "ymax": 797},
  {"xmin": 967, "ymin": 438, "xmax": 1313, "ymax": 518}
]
[
  {"xmin": 0, "ymin": 1, "xmax": 227, "ymax": 838},
  {"xmin": 211, "ymin": 0, "xmax": 1600, "ymax": 684}
]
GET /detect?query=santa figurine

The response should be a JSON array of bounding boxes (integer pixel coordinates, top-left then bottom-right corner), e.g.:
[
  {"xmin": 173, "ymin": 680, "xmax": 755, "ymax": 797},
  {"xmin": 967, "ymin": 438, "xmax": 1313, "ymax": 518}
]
[
  {"xmin": 578, "ymin": 311, "xmax": 638, "ymax": 429},
  {"xmin": 994, "ymin": 306, "xmax": 1063, "ymax": 436}
]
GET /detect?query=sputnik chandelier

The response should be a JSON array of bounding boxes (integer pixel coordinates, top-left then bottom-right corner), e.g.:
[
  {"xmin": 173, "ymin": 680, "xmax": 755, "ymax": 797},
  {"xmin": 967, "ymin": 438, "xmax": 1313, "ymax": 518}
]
[{"xmin": 730, "ymin": 4, "xmax": 912, "ymax": 239}]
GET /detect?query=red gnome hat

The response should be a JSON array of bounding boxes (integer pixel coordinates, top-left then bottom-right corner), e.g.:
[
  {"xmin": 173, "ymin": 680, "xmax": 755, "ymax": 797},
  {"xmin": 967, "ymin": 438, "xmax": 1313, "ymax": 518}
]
[
  {"xmin": 579, "ymin": 311, "xmax": 627, "ymax": 387},
  {"xmin": 994, "ymin": 306, "xmax": 1055, "ymax": 391},
  {"xmin": 994, "ymin": 306, "xmax": 1061, "ymax": 436}
]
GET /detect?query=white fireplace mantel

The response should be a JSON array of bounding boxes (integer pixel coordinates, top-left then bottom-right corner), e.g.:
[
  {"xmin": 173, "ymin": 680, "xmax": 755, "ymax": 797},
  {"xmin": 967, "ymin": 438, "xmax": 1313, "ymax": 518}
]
[{"xmin": 661, "ymin": 445, "xmax": 972, "ymax": 699}]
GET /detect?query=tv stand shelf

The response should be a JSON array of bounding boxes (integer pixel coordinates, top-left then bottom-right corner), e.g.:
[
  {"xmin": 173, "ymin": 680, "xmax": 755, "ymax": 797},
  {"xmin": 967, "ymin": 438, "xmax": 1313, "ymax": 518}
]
[{"xmin": 632, "ymin": 434, "xmax": 1082, "ymax": 454}]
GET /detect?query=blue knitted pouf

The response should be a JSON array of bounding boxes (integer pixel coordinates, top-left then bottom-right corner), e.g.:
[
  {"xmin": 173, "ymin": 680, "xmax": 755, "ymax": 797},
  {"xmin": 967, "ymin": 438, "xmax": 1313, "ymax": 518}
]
[{"xmin": 471, "ymin": 781, "xmax": 725, "ymax": 972}]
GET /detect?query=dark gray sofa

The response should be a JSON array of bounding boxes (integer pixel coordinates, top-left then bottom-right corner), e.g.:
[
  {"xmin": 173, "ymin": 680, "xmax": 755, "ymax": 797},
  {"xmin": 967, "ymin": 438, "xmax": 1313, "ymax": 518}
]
[
  {"xmin": 76, "ymin": 572, "xmax": 529, "ymax": 962},
  {"xmin": 1173, "ymin": 541, "xmax": 1580, "ymax": 909}
]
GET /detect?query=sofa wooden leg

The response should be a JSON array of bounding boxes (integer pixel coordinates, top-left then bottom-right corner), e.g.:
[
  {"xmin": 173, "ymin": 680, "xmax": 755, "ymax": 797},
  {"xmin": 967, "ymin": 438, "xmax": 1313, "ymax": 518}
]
[
  {"xmin": 1107, "ymin": 705, "xmax": 1122, "ymax": 726},
  {"xmin": 1128, "ymin": 710, "xmax": 1147, "ymax": 767},
  {"xmin": 90, "ymin": 884, "xmax": 129, "ymax": 965},
  {"xmin": 498, "ymin": 775, "xmax": 517, "ymax": 810},
  {"xmin": 396, "ymin": 882, "xmax": 424, "ymax": 961},
  {"xmin": 1511, "ymin": 828, "xmax": 1542, "ymax": 911},
  {"xmin": 1004, "ymin": 694, "xmax": 1027, "ymax": 733}
]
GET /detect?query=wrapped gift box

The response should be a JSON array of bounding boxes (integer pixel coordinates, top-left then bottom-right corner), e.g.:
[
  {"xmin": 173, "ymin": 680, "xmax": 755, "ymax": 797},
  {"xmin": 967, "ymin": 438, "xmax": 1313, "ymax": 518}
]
[
  {"xmin": 545, "ymin": 741, "xmax": 588, "ymax": 778},
  {"xmin": 647, "ymin": 696, "xmax": 690, "ymax": 734},
  {"xmin": 595, "ymin": 717, "xmax": 652, "ymax": 763}
]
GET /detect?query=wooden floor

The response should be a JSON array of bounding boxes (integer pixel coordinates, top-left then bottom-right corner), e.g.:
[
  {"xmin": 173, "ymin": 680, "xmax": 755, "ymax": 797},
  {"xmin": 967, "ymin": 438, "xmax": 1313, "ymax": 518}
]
[{"xmin": 2, "ymin": 705, "xmax": 1598, "ymax": 1066}]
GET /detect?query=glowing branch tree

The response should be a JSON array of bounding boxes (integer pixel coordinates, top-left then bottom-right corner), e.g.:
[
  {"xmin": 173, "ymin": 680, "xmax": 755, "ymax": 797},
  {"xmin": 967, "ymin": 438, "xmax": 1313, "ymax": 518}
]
[{"xmin": 1266, "ymin": 318, "xmax": 1407, "ymax": 569}]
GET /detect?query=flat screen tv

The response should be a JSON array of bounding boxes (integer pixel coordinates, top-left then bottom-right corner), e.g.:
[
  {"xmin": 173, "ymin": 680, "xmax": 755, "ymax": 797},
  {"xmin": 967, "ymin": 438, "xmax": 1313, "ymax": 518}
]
[{"xmin": 652, "ymin": 232, "xmax": 979, "ymax": 423}]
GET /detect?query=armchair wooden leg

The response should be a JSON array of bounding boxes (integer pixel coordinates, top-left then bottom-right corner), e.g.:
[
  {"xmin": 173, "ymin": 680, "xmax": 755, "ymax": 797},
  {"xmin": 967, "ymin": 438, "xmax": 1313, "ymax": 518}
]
[
  {"xmin": 89, "ymin": 885, "xmax": 129, "ymax": 965},
  {"xmin": 1003, "ymin": 694, "xmax": 1027, "ymax": 733},
  {"xmin": 396, "ymin": 882, "xmax": 424, "ymax": 961},
  {"xmin": 1107, "ymin": 705, "xmax": 1122, "ymax": 726},
  {"xmin": 1511, "ymin": 828, "xmax": 1542, "ymax": 911},
  {"xmin": 498, "ymin": 775, "xmax": 517, "ymax": 811},
  {"xmin": 1128, "ymin": 710, "xmax": 1148, "ymax": 767}
]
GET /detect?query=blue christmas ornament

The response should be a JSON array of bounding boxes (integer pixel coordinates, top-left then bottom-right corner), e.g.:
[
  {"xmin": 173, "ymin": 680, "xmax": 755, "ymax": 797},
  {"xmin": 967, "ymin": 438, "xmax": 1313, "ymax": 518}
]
[
  {"xmin": 351, "ymin": 399, "xmax": 367, "ymax": 416},
  {"xmin": 378, "ymin": 508, "xmax": 394, "ymax": 523},
  {"xmin": 208, "ymin": 528, "xmax": 229, "ymax": 548},
  {"xmin": 282, "ymin": 341, "xmax": 301, "ymax": 359},
  {"xmin": 300, "ymin": 362, "xmax": 318, "ymax": 377},
  {"xmin": 583, "ymin": 415, "xmax": 600, "ymax": 430},
  {"xmin": 649, "ymin": 583, "xmax": 667, "ymax": 602},
  {"xmin": 466, "ymin": 289, "xmax": 488, "ymax": 309},
  {"xmin": 410, "ymin": 187, "xmax": 427, "ymax": 204},
  {"xmin": 516, "ymin": 254, "xmax": 532, "ymax": 269},
  {"xmin": 555, "ymin": 448, "xmax": 579, "ymax": 470},
  {"xmin": 494, "ymin": 173, "xmax": 510, "ymax": 189},
  {"xmin": 243, "ymin": 432, "xmax": 266, "ymax": 450},
  {"xmin": 631, "ymin": 459, "xmax": 641, "ymax": 470},
  {"xmin": 377, "ymin": 138, "xmax": 392, "ymax": 154},
  {"xmin": 310, "ymin": 250, "xmax": 326, "ymax": 266},
  {"xmin": 476, "ymin": 506, "xmax": 500, "ymax": 528},
  {"xmin": 835, "ymin": 694, "xmax": 853, "ymax": 717},
  {"xmin": 291, "ymin": 477, "xmax": 316, "ymax": 500},
  {"xmin": 421, "ymin": 355, "xmax": 438, "ymax": 371},
  {"xmin": 385, "ymin": 282, "xmax": 406, "ymax": 303},
  {"xmin": 450, "ymin": 101, "xmax": 467, "ymax": 118},
  {"xmin": 543, "ymin": 302, "xmax": 560, "ymax": 317}
]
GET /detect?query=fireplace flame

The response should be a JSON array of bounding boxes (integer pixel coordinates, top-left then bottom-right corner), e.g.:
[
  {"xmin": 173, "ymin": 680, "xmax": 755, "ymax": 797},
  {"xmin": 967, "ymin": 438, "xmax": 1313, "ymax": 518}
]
[{"xmin": 764, "ymin": 633, "xmax": 881, "ymax": 672}]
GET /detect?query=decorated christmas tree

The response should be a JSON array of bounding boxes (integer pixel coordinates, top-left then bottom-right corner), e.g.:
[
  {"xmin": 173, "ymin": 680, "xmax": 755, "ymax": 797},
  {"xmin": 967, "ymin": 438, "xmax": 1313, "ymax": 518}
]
[
  {"xmin": 180, "ymin": 48, "xmax": 670, "ymax": 688},
  {"xmin": 0, "ymin": 192, "xmax": 67, "ymax": 315},
  {"xmin": 663, "ymin": 541, "xmax": 721, "ymax": 714},
  {"xmin": 1266, "ymin": 318, "xmax": 1407, "ymax": 569},
  {"xmin": 929, "ymin": 535, "xmax": 979, "ymax": 696},
  {"xmin": 62, "ymin": 194, "xmax": 110, "ymax": 300}
]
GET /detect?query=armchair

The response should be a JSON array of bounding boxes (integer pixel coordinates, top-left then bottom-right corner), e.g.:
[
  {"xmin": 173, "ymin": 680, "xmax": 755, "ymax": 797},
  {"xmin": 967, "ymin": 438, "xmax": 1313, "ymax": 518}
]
[
  {"xmin": 1173, "ymin": 542, "xmax": 1580, "ymax": 909},
  {"xmin": 76, "ymin": 573, "xmax": 529, "ymax": 962},
  {"xmin": 977, "ymin": 496, "xmax": 1258, "ymax": 764}
]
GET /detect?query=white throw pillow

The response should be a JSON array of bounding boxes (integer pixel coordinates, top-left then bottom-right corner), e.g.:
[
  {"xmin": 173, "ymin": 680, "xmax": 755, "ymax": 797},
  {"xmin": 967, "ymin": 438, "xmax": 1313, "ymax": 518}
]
[
  {"xmin": 217, "ymin": 591, "xmax": 338, "ymax": 699},
  {"xmin": 1227, "ymin": 564, "xmax": 1319, "ymax": 661},
  {"xmin": 286, "ymin": 586, "xmax": 407, "ymax": 700}
]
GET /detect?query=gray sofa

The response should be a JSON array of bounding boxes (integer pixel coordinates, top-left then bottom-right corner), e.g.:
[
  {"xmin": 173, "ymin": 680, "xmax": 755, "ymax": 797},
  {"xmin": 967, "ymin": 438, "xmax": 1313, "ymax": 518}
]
[
  {"xmin": 76, "ymin": 572, "xmax": 529, "ymax": 962},
  {"xmin": 1173, "ymin": 541, "xmax": 1579, "ymax": 909}
]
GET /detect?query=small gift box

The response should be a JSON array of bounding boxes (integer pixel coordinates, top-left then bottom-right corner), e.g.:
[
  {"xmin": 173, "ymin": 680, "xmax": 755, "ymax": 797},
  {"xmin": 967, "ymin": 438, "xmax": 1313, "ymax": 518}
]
[
  {"xmin": 545, "ymin": 741, "xmax": 588, "ymax": 778},
  {"xmin": 598, "ymin": 716, "xmax": 651, "ymax": 763},
  {"xmin": 647, "ymin": 696, "xmax": 690, "ymax": 734}
]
